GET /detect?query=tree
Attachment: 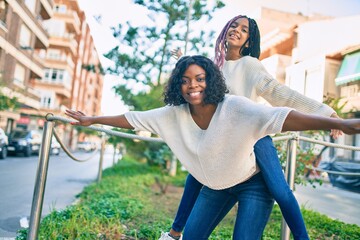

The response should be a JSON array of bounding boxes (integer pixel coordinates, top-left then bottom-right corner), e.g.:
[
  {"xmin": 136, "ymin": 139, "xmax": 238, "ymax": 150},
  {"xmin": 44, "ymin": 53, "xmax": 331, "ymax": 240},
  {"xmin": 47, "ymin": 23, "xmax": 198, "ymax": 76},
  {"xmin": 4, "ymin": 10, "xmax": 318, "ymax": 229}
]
[
  {"xmin": 102, "ymin": 0, "xmax": 225, "ymax": 169},
  {"xmin": 0, "ymin": 86, "xmax": 18, "ymax": 111},
  {"xmin": 104, "ymin": 0, "xmax": 225, "ymax": 111}
]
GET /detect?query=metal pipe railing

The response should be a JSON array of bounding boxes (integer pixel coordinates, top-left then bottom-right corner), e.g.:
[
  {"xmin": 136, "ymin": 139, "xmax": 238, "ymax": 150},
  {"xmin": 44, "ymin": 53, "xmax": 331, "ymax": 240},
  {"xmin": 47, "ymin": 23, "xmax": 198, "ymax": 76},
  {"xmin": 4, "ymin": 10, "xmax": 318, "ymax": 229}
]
[
  {"xmin": 27, "ymin": 116, "xmax": 360, "ymax": 240},
  {"xmin": 27, "ymin": 121, "xmax": 54, "ymax": 240},
  {"xmin": 281, "ymin": 136, "xmax": 298, "ymax": 240}
]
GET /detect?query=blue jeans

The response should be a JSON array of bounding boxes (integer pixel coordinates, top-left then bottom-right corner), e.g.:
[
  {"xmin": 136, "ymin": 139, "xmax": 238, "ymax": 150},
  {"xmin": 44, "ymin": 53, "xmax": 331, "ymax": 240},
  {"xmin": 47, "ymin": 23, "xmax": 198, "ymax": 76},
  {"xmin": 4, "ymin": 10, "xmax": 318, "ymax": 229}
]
[
  {"xmin": 172, "ymin": 136, "xmax": 309, "ymax": 240},
  {"xmin": 182, "ymin": 173, "xmax": 274, "ymax": 240}
]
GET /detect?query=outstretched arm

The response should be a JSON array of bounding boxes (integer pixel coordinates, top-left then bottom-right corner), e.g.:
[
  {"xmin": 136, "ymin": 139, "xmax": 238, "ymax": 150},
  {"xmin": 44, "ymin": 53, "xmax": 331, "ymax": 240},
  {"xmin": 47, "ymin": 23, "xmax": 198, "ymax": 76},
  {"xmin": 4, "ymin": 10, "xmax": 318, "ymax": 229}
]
[
  {"xmin": 65, "ymin": 109, "xmax": 134, "ymax": 129},
  {"xmin": 282, "ymin": 110, "xmax": 360, "ymax": 135}
]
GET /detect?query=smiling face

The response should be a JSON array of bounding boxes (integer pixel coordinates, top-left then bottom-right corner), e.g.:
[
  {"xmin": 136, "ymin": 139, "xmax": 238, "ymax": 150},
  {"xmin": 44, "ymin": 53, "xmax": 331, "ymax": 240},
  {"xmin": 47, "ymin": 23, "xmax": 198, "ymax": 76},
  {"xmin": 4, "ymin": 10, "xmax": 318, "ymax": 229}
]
[
  {"xmin": 181, "ymin": 64, "xmax": 207, "ymax": 106},
  {"xmin": 226, "ymin": 17, "xmax": 250, "ymax": 53}
]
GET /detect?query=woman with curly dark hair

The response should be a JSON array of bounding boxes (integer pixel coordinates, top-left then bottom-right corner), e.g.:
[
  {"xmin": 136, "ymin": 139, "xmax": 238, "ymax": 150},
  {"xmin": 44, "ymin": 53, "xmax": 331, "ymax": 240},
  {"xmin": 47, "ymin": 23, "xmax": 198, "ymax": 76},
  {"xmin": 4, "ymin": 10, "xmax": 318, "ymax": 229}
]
[
  {"xmin": 164, "ymin": 55, "xmax": 229, "ymax": 106},
  {"xmin": 65, "ymin": 55, "xmax": 360, "ymax": 240}
]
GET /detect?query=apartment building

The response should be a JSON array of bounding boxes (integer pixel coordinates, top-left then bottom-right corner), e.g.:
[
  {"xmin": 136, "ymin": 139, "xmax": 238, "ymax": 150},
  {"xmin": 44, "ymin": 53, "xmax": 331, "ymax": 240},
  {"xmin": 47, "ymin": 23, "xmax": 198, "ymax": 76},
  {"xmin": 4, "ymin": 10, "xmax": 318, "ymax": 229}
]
[
  {"xmin": 0, "ymin": 0, "xmax": 53, "ymax": 133},
  {"xmin": 0, "ymin": 0, "xmax": 103, "ymax": 147},
  {"xmin": 35, "ymin": 0, "xmax": 103, "ymax": 117},
  {"xmin": 36, "ymin": 0, "xmax": 103, "ymax": 146}
]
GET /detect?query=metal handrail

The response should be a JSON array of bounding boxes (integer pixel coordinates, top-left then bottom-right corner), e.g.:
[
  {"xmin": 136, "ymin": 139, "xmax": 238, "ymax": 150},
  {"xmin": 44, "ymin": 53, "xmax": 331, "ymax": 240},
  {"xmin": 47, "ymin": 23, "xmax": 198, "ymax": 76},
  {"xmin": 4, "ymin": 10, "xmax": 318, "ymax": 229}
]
[{"xmin": 26, "ymin": 116, "xmax": 360, "ymax": 240}]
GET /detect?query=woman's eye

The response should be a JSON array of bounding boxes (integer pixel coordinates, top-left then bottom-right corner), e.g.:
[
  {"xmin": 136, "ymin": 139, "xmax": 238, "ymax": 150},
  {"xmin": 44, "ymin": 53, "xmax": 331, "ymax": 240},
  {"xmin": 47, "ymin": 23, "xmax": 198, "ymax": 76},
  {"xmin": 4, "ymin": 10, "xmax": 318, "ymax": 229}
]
[
  {"xmin": 181, "ymin": 79, "xmax": 188, "ymax": 84},
  {"xmin": 197, "ymin": 78, "xmax": 205, "ymax": 82}
]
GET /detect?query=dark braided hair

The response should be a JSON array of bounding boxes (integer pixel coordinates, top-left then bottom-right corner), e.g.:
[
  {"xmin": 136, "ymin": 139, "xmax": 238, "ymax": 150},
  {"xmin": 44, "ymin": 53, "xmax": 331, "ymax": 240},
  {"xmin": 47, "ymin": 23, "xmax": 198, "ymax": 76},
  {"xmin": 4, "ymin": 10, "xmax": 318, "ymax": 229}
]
[
  {"xmin": 164, "ymin": 55, "xmax": 229, "ymax": 106},
  {"xmin": 214, "ymin": 15, "xmax": 260, "ymax": 68}
]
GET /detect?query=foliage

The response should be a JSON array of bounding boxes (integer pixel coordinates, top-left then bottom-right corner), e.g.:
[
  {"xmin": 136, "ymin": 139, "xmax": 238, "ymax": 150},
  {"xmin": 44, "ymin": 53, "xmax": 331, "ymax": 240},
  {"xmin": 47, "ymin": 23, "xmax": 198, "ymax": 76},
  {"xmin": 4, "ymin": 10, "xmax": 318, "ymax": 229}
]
[
  {"xmin": 0, "ymin": 87, "xmax": 19, "ymax": 111},
  {"xmin": 275, "ymin": 138, "xmax": 320, "ymax": 187},
  {"xmin": 82, "ymin": 64, "xmax": 105, "ymax": 75},
  {"xmin": 16, "ymin": 157, "xmax": 360, "ymax": 240},
  {"xmin": 104, "ymin": 0, "xmax": 225, "ymax": 110},
  {"xmin": 74, "ymin": 126, "xmax": 99, "ymax": 136},
  {"xmin": 144, "ymin": 143, "xmax": 173, "ymax": 167}
]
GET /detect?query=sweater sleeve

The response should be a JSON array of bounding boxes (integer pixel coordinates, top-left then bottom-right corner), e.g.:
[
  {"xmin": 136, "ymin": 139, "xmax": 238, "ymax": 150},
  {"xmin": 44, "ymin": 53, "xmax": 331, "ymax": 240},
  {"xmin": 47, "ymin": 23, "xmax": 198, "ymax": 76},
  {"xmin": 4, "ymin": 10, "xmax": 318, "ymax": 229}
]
[
  {"xmin": 245, "ymin": 57, "xmax": 335, "ymax": 117},
  {"xmin": 124, "ymin": 107, "xmax": 172, "ymax": 135}
]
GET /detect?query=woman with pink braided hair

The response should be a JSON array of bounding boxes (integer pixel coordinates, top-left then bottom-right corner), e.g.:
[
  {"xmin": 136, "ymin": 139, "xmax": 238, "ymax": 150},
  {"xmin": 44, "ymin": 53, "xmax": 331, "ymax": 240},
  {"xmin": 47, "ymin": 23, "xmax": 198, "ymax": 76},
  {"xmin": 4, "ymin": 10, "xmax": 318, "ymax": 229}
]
[{"xmin": 159, "ymin": 15, "xmax": 341, "ymax": 240}]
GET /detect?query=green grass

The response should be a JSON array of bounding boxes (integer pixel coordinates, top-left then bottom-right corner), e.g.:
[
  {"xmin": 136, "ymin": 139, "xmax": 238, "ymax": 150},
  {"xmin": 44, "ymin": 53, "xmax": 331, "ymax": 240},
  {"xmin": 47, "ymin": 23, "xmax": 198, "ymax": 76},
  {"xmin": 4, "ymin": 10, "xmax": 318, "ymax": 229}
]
[{"xmin": 16, "ymin": 156, "xmax": 360, "ymax": 240}]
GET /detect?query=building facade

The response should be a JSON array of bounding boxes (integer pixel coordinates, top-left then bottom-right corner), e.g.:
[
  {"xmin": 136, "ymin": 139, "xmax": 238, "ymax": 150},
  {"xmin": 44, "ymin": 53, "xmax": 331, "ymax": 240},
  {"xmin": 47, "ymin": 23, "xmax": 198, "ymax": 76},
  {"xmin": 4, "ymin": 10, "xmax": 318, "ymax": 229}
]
[
  {"xmin": 256, "ymin": 8, "xmax": 360, "ymax": 162},
  {"xmin": 0, "ymin": 0, "xmax": 53, "ymax": 133},
  {"xmin": 0, "ymin": 0, "xmax": 103, "ymax": 148}
]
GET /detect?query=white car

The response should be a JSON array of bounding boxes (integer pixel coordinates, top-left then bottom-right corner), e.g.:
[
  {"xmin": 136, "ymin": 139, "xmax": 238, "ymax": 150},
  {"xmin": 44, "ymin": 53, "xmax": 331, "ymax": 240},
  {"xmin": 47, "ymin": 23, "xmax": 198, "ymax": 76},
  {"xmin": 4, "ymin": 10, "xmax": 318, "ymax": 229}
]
[{"xmin": 0, "ymin": 128, "xmax": 8, "ymax": 159}]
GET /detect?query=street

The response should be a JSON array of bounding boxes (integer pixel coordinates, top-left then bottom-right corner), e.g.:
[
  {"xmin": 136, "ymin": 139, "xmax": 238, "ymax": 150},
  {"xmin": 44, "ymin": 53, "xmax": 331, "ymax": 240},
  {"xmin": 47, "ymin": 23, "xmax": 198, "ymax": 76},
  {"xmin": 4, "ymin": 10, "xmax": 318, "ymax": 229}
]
[
  {"xmin": 0, "ymin": 149, "xmax": 116, "ymax": 238},
  {"xmin": 295, "ymin": 181, "xmax": 360, "ymax": 226},
  {"xmin": 0, "ymin": 151, "xmax": 359, "ymax": 239}
]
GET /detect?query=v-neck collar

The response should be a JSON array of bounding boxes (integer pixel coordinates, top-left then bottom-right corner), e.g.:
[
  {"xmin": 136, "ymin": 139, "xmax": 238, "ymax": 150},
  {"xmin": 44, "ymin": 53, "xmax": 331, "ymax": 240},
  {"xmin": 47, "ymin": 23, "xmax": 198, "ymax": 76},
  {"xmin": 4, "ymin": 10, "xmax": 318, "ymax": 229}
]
[{"xmin": 186, "ymin": 103, "xmax": 219, "ymax": 131}]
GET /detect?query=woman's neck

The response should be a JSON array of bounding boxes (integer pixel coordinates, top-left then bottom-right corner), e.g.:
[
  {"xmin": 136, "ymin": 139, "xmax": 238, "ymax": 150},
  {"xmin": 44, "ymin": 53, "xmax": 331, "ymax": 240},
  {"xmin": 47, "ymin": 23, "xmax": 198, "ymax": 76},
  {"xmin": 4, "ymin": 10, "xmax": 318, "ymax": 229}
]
[
  {"xmin": 225, "ymin": 47, "xmax": 242, "ymax": 61},
  {"xmin": 189, "ymin": 103, "xmax": 217, "ymax": 130}
]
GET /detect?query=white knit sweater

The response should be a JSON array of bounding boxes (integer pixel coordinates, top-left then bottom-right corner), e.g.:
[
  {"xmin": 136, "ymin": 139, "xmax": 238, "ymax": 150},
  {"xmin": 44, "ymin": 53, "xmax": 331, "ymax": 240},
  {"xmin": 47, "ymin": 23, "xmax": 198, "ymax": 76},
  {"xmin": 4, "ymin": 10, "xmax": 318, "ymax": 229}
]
[
  {"xmin": 125, "ymin": 95, "xmax": 292, "ymax": 190},
  {"xmin": 222, "ymin": 56, "xmax": 335, "ymax": 117}
]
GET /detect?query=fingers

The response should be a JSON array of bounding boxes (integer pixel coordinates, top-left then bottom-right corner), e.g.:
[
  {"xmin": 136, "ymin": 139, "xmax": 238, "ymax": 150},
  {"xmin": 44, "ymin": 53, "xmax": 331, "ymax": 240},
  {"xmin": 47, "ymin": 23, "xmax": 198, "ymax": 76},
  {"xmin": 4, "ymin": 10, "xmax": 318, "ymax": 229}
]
[
  {"xmin": 77, "ymin": 110, "xmax": 86, "ymax": 116},
  {"xmin": 330, "ymin": 129, "xmax": 343, "ymax": 139}
]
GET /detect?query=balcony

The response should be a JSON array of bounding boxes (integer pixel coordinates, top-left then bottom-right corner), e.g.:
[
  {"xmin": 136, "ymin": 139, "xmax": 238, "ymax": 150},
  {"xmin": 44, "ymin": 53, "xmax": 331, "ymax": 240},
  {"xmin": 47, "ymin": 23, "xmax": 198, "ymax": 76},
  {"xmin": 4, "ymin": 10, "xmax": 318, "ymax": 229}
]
[
  {"xmin": 54, "ymin": 10, "xmax": 81, "ymax": 35},
  {"xmin": 1, "ymin": 86, "xmax": 41, "ymax": 110},
  {"xmin": 35, "ymin": 79, "xmax": 72, "ymax": 99},
  {"xmin": 49, "ymin": 35, "xmax": 78, "ymax": 56},
  {"xmin": 0, "ymin": 37, "xmax": 44, "ymax": 78},
  {"xmin": 7, "ymin": 0, "xmax": 49, "ymax": 49}
]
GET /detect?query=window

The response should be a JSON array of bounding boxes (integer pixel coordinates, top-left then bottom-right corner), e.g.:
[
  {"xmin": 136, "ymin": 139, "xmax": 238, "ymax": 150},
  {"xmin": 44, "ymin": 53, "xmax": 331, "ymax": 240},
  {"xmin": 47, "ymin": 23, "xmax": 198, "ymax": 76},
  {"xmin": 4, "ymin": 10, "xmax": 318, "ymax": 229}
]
[
  {"xmin": 0, "ymin": 0, "xmax": 8, "ymax": 27},
  {"xmin": 14, "ymin": 64, "xmax": 26, "ymax": 85},
  {"xmin": 51, "ymin": 69, "xmax": 58, "ymax": 81},
  {"xmin": 54, "ymin": 4, "xmax": 67, "ymax": 13},
  {"xmin": 19, "ymin": 24, "xmax": 31, "ymax": 48},
  {"xmin": 42, "ymin": 68, "xmax": 68, "ymax": 85},
  {"xmin": 44, "ymin": 68, "xmax": 50, "ymax": 80},
  {"xmin": 40, "ymin": 92, "xmax": 55, "ymax": 108}
]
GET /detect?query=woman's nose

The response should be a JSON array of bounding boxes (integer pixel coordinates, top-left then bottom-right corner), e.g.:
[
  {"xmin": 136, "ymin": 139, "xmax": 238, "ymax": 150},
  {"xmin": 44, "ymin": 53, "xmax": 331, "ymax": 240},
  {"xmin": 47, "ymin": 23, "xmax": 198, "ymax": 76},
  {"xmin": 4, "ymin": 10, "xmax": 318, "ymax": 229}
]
[{"xmin": 189, "ymin": 80, "xmax": 198, "ymax": 88}]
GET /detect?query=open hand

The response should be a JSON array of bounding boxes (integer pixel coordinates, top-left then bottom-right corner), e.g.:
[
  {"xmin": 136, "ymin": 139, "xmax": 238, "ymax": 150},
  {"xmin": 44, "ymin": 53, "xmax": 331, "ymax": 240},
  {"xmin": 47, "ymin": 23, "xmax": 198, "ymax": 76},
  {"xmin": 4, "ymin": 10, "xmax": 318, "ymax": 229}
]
[
  {"xmin": 171, "ymin": 48, "xmax": 183, "ymax": 60},
  {"xmin": 65, "ymin": 109, "xmax": 93, "ymax": 126}
]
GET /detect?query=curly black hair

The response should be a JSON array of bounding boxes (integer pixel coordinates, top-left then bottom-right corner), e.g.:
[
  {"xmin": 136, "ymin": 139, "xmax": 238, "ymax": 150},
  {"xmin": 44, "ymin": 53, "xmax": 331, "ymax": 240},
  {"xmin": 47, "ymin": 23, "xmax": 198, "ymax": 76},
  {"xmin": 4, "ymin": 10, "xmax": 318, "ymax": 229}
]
[{"xmin": 164, "ymin": 55, "xmax": 229, "ymax": 106}]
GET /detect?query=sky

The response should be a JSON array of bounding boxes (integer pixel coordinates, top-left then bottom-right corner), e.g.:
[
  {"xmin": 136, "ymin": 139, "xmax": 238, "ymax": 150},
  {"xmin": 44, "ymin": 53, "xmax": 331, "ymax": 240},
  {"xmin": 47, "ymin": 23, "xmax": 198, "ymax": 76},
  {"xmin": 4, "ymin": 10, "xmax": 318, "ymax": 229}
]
[{"xmin": 77, "ymin": 0, "xmax": 360, "ymax": 115}]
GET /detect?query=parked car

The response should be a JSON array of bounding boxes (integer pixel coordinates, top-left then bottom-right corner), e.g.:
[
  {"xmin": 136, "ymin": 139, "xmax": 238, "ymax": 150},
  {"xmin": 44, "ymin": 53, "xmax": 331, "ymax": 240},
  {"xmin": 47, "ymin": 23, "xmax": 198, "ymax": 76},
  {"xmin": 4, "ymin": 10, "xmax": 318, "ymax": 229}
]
[
  {"xmin": 77, "ymin": 141, "xmax": 97, "ymax": 152},
  {"xmin": 7, "ymin": 129, "xmax": 42, "ymax": 157},
  {"xmin": 51, "ymin": 137, "xmax": 61, "ymax": 155},
  {"xmin": 0, "ymin": 128, "xmax": 8, "ymax": 159},
  {"xmin": 319, "ymin": 159, "xmax": 360, "ymax": 193}
]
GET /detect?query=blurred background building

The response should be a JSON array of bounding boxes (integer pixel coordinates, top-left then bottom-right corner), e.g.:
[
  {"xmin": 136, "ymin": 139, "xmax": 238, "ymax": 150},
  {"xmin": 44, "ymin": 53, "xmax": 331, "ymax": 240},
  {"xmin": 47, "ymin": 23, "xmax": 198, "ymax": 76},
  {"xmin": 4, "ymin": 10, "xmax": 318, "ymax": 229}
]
[
  {"xmin": 0, "ymin": 0, "xmax": 103, "ymax": 148},
  {"xmin": 254, "ymin": 7, "xmax": 360, "ymax": 162}
]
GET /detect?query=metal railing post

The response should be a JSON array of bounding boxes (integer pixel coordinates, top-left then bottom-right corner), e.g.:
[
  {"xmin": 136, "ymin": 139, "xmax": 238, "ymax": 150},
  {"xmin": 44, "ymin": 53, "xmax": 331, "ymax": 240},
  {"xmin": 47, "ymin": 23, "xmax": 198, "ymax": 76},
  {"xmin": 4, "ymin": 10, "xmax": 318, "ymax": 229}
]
[
  {"xmin": 281, "ymin": 136, "xmax": 298, "ymax": 240},
  {"xmin": 27, "ymin": 121, "xmax": 54, "ymax": 240},
  {"xmin": 97, "ymin": 133, "xmax": 105, "ymax": 183}
]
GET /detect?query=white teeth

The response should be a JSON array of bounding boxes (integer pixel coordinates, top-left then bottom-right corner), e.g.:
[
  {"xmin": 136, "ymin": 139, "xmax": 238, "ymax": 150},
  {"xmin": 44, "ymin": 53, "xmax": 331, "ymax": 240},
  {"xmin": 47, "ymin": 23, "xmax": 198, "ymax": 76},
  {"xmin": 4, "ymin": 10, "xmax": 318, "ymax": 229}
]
[
  {"xmin": 229, "ymin": 33, "xmax": 240, "ymax": 39},
  {"xmin": 189, "ymin": 92, "xmax": 200, "ymax": 96}
]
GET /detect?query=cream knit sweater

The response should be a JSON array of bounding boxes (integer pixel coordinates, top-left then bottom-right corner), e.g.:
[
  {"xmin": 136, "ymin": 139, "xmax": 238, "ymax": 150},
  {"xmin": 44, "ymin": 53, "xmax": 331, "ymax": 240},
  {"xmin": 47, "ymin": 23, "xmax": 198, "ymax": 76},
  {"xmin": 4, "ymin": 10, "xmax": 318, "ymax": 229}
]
[
  {"xmin": 125, "ymin": 95, "xmax": 292, "ymax": 190},
  {"xmin": 222, "ymin": 56, "xmax": 335, "ymax": 117}
]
